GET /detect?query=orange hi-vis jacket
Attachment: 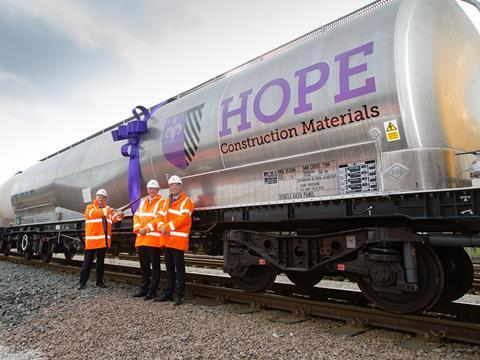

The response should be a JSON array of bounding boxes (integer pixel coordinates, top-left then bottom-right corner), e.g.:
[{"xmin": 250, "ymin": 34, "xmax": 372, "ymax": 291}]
[
  {"xmin": 84, "ymin": 200, "xmax": 121, "ymax": 250},
  {"xmin": 133, "ymin": 195, "xmax": 164, "ymax": 248},
  {"xmin": 156, "ymin": 192, "xmax": 195, "ymax": 251}
]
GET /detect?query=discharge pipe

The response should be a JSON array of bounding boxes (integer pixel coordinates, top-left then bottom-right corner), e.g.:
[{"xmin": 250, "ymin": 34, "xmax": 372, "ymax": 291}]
[{"xmin": 427, "ymin": 233, "xmax": 480, "ymax": 247}]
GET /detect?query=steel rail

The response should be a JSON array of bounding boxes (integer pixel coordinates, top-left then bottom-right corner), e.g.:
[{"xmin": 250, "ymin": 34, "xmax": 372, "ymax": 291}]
[
  {"xmin": 474, "ymin": 258, "xmax": 480, "ymax": 293},
  {"xmin": 115, "ymin": 253, "xmax": 225, "ymax": 269}
]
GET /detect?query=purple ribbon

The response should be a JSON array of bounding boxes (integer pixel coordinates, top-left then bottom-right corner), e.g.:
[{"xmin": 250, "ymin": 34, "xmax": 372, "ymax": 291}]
[{"xmin": 111, "ymin": 100, "xmax": 170, "ymax": 213}]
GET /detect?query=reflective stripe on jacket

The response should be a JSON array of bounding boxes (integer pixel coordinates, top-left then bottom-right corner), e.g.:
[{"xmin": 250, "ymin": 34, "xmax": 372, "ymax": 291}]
[
  {"xmin": 157, "ymin": 192, "xmax": 194, "ymax": 251},
  {"xmin": 84, "ymin": 200, "xmax": 121, "ymax": 250},
  {"xmin": 133, "ymin": 195, "xmax": 164, "ymax": 248}
]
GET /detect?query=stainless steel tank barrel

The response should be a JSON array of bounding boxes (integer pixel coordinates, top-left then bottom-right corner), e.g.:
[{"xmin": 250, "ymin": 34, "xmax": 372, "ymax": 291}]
[{"xmin": 0, "ymin": 0, "xmax": 479, "ymax": 225}]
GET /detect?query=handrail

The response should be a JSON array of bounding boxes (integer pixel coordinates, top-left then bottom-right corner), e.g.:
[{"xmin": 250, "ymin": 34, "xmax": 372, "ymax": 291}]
[{"xmin": 460, "ymin": 0, "xmax": 480, "ymax": 12}]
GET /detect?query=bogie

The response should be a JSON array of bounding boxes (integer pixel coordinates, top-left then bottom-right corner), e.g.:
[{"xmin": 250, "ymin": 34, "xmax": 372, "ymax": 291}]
[{"xmin": 223, "ymin": 228, "xmax": 462, "ymax": 313}]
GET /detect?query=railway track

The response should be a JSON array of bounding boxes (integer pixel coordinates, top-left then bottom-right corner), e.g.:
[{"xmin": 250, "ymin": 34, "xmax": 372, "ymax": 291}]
[
  {"xmin": 2, "ymin": 254, "xmax": 480, "ymax": 346},
  {"xmin": 473, "ymin": 258, "xmax": 480, "ymax": 293},
  {"xmin": 9, "ymin": 248, "xmax": 480, "ymax": 293}
]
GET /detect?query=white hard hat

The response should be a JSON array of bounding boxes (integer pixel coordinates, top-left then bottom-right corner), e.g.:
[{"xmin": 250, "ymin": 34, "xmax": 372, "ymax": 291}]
[
  {"xmin": 168, "ymin": 175, "xmax": 182, "ymax": 185},
  {"xmin": 146, "ymin": 179, "xmax": 160, "ymax": 188},
  {"xmin": 96, "ymin": 188, "xmax": 108, "ymax": 197}
]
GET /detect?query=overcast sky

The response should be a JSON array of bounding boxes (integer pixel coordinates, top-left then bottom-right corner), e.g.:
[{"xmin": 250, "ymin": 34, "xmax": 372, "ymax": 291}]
[{"xmin": 0, "ymin": 0, "xmax": 479, "ymax": 186}]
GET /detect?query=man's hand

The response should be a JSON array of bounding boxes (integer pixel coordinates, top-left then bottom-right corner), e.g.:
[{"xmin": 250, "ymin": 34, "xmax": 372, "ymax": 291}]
[
  {"xmin": 114, "ymin": 211, "xmax": 125, "ymax": 220},
  {"xmin": 158, "ymin": 226, "xmax": 166, "ymax": 234},
  {"xmin": 139, "ymin": 228, "xmax": 147, "ymax": 235}
]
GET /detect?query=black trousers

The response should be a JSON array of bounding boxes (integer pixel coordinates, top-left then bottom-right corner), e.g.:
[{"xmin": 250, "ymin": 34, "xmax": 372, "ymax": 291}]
[
  {"xmin": 79, "ymin": 248, "xmax": 106, "ymax": 285},
  {"xmin": 138, "ymin": 246, "xmax": 161, "ymax": 293},
  {"xmin": 162, "ymin": 247, "xmax": 186, "ymax": 299}
]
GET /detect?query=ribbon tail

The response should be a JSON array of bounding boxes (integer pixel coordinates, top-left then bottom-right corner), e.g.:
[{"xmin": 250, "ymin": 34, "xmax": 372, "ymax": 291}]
[
  {"xmin": 150, "ymin": 98, "xmax": 173, "ymax": 115},
  {"xmin": 128, "ymin": 150, "xmax": 141, "ymax": 214}
]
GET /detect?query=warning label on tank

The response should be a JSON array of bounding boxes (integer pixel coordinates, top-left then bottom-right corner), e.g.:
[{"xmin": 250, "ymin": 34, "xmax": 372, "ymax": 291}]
[
  {"xmin": 338, "ymin": 160, "xmax": 378, "ymax": 194},
  {"xmin": 384, "ymin": 120, "xmax": 400, "ymax": 142},
  {"xmin": 263, "ymin": 170, "xmax": 278, "ymax": 185},
  {"xmin": 276, "ymin": 161, "xmax": 337, "ymax": 199}
]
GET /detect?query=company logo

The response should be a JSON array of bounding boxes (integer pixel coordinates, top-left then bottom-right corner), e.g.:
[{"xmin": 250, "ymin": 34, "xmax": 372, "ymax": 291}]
[
  {"xmin": 162, "ymin": 104, "xmax": 205, "ymax": 169},
  {"xmin": 218, "ymin": 41, "xmax": 376, "ymax": 138}
]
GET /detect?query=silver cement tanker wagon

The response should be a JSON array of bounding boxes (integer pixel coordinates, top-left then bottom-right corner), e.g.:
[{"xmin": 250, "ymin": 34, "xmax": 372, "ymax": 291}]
[{"xmin": 1, "ymin": 0, "xmax": 480, "ymax": 313}]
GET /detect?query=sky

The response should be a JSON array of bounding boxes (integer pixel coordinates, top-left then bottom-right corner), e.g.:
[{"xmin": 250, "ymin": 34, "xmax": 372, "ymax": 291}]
[{"xmin": 0, "ymin": 0, "xmax": 479, "ymax": 186}]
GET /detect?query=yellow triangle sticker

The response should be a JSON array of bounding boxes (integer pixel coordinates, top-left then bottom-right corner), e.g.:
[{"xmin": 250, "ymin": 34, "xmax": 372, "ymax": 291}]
[{"xmin": 386, "ymin": 122, "xmax": 397, "ymax": 132}]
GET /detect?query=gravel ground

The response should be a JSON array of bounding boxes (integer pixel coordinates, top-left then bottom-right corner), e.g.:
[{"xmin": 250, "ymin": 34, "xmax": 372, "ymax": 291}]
[{"xmin": 1, "ymin": 260, "xmax": 480, "ymax": 359}]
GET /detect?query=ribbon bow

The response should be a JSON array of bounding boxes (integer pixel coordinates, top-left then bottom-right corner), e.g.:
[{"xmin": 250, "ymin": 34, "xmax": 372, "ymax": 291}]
[{"xmin": 111, "ymin": 101, "xmax": 169, "ymax": 213}]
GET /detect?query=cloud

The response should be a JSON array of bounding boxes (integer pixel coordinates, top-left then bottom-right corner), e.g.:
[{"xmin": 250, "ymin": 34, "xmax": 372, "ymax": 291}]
[
  {"xmin": 0, "ymin": 67, "xmax": 36, "ymax": 91},
  {"xmin": 1, "ymin": 0, "xmax": 153, "ymax": 78},
  {"xmin": 4, "ymin": 0, "xmax": 101, "ymax": 48}
]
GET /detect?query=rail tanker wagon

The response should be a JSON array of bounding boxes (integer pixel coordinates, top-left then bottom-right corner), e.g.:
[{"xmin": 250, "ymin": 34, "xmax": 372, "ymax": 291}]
[{"xmin": 1, "ymin": 0, "xmax": 480, "ymax": 313}]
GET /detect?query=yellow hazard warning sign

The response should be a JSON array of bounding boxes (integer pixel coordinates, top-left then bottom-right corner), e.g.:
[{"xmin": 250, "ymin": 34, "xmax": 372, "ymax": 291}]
[
  {"xmin": 384, "ymin": 120, "xmax": 400, "ymax": 142},
  {"xmin": 386, "ymin": 122, "xmax": 397, "ymax": 132},
  {"xmin": 386, "ymin": 132, "xmax": 399, "ymax": 141}
]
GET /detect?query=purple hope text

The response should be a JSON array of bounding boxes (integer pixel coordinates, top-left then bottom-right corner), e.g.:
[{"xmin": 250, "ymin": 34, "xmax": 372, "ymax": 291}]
[{"xmin": 219, "ymin": 41, "xmax": 376, "ymax": 137}]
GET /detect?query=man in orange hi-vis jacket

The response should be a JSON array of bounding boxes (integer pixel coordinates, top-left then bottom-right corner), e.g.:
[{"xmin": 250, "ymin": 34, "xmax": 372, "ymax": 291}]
[
  {"xmin": 78, "ymin": 188, "xmax": 124, "ymax": 290},
  {"xmin": 153, "ymin": 175, "xmax": 195, "ymax": 306},
  {"xmin": 132, "ymin": 179, "xmax": 164, "ymax": 300}
]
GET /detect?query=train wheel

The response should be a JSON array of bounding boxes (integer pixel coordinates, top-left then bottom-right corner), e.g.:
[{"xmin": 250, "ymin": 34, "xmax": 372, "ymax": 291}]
[
  {"xmin": 203, "ymin": 237, "xmax": 223, "ymax": 256},
  {"xmin": 286, "ymin": 271, "xmax": 323, "ymax": 288},
  {"xmin": 16, "ymin": 237, "xmax": 24, "ymax": 256},
  {"xmin": 64, "ymin": 249, "xmax": 75, "ymax": 261},
  {"xmin": 0, "ymin": 237, "xmax": 9, "ymax": 256},
  {"xmin": 40, "ymin": 240, "xmax": 53, "ymax": 263},
  {"xmin": 356, "ymin": 244, "xmax": 444, "ymax": 313},
  {"xmin": 435, "ymin": 247, "xmax": 474, "ymax": 303},
  {"xmin": 230, "ymin": 265, "xmax": 278, "ymax": 292},
  {"xmin": 109, "ymin": 244, "xmax": 119, "ymax": 257},
  {"xmin": 21, "ymin": 235, "xmax": 33, "ymax": 260}
]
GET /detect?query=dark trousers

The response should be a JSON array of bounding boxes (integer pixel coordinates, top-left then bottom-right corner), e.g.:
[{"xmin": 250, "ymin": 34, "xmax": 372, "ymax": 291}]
[
  {"xmin": 162, "ymin": 247, "xmax": 186, "ymax": 299},
  {"xmin": 138, "ymin": 246, "xmax": 161, "ymax": 293},
  {"xmin": 79, "ymin": 248, "xmax": 106, "ymax": 285}
]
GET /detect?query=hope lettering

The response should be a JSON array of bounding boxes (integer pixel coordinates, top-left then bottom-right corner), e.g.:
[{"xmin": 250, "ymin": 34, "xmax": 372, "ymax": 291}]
[{"xmin": 219, "ymin": 41, "xmax": 376, "ymax": 137}]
